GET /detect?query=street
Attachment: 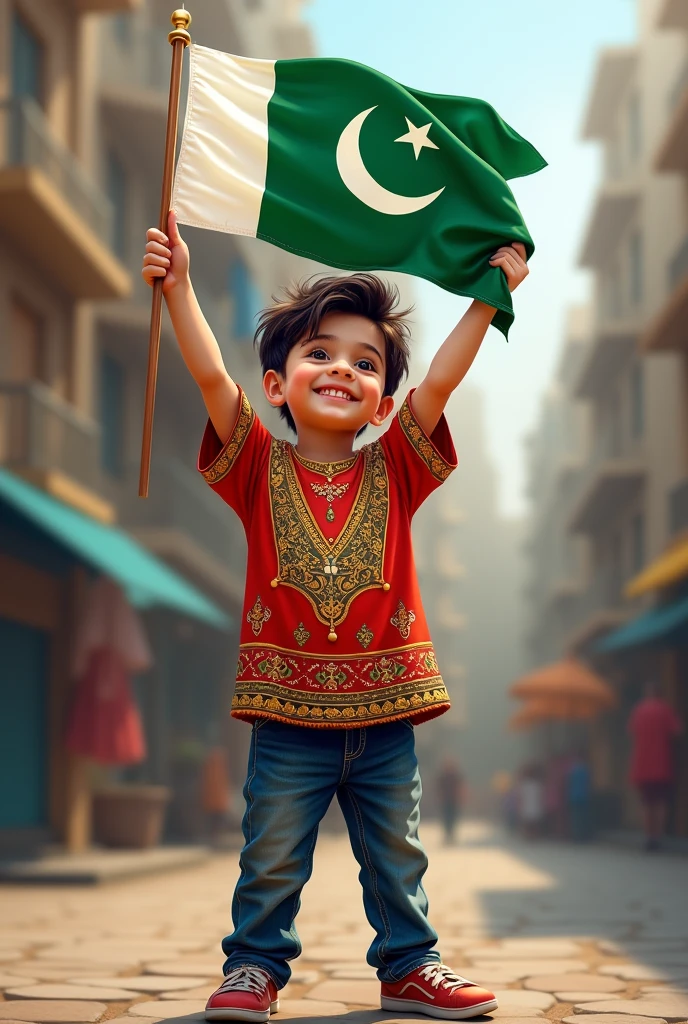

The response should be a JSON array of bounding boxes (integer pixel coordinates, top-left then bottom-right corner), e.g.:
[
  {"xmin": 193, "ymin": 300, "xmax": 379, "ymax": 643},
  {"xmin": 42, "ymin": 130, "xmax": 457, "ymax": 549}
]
[{"xmin": 0, "ymin": 823, "xmax": 687, "ymax": 1024}]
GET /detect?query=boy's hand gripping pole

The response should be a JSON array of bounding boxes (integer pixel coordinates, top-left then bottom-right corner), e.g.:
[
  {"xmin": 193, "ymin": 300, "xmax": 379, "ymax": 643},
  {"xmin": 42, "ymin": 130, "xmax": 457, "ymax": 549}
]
[{"xmin": 138, "ymin": 8, "xmax": 192, "ymax": 498}]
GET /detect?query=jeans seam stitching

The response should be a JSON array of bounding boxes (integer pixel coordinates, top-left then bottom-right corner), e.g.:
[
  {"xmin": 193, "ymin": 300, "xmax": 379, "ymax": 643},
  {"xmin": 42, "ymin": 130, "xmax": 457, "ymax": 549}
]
[
  {"xmin": 234, "ymin": 724, "xmax": 260, "ymax": 936},
  {"xmin": 289, "ymin": 823, "xmax": 319, "ymax": 943},
  {"xmin": 349, "ymin": 728, "xmax": 366, "ymax": 760},
  {"xmin": 347, "ymin": 788, "xmax": 392, "ymax": 964}
]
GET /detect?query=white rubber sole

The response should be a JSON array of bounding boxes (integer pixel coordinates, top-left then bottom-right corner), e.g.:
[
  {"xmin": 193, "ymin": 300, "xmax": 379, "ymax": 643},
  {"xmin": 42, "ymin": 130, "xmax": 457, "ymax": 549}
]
[
  {"xmin": 380, "ymin": 996, "xmax": 499, "ymax": 1019},
  {"xmin": 205, "ymin": 999, "xmax": 279, "ymax": 1021}
]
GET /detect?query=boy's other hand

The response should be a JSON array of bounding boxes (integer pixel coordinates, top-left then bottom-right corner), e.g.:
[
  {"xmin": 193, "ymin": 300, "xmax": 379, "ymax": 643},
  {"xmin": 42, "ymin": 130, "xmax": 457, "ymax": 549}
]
[
  {"xmin": 142, "ymin": 210, "xmax": 189, "ymax": 294},
  {"xmin": 489, "ymin": 241, "xmax": 528, "ymax": 293}
]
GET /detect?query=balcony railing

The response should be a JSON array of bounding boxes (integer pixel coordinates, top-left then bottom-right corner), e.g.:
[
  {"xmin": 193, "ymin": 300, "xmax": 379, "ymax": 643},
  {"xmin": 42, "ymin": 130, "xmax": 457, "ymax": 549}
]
[
  {"xmin": 0, "ymin": 97, "xmax": 114, "ymax": 246},
  {"xmin": 569, "ymin": 565, "xmax": 625, "ymax": 634},
  {"xmin": 0, "ymin": 381, "xmax": 101, "ymax": 490},
  {"xmin": 101, "ymin": 25, "xmax": 174, "ymax": 95},
  {"xmin": 121, "ymin": 456, "xmax": 246, "ymax": 572},
  {"xmin": 669, "ymin": 478, "xmax": 688, "ymax": 537},
  {"xmin": 669, "ymin": 232, "xmax": 688, "ymax": 291}
]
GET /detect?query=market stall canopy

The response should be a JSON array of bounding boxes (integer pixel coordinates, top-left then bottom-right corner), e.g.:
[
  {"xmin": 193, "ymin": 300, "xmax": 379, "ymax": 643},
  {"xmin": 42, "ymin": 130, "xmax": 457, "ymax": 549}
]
[
  {"xmin": 509, "ymin": 658, "xmax": 616, "ymax": 710},
  {"xmin": 0, "ymin": 468, "xmax": 229, "ymax": 630},
  {"xmin": 625, "ymin": 535, "xmax": 688, "ymax": 597},
  {"xmin": 598, "ymin": 591, "xmax": 688, "ymax": 652}
]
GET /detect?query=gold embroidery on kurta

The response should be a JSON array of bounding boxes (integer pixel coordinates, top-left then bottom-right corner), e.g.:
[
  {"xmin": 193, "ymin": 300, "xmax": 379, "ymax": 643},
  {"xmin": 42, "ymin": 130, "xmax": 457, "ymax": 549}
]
[
  {"xmin": 293, "ymin": 623, "xmax": 310, "ymax": 647},
  {"xmin": 391, "ymin": 600, "xmax": 416, "ymax": 639},
  {"xmin": 269, "ymin": 440, "xmax": 389, "ymax": 632},
  {"xmin": 293, "ymin": 450, "xmax": 359, "ymax": 477},
  {"xmin": 231, "ymin": 681, "xmax": 450, "ymax": 727},
  {"xmin": 356, "ymin": 624, "xmax": 374, "ymax": 649},
  {"xmin": 202, "ymin": 390, "xmax": 254, "ymax": 484},
  {"xmin": 247, "ymin": 595, "xmax": 271, "ymax": 636},
  {"xmin": 314, "ymin": 662, "xmax": 348, "ymax": 690},
  {"xmin": 399, "ymin": 395, "xmax": 454, "ymax": 482}
]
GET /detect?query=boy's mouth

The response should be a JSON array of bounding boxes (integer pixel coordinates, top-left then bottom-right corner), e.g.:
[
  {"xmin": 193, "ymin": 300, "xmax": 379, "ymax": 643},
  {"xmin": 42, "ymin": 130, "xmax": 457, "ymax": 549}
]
[{"xmin": 314, "ymin": 387, "xmax": 357, "ymax": 403}]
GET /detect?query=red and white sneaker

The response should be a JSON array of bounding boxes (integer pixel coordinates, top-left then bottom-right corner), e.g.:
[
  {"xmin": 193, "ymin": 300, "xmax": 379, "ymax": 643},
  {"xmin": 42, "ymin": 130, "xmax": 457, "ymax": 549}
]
[
  {"xmin": 381, "ymin": 963, "xmax": 498, "ymax": 1019},
  {"xmin": 205, "ymin": 965, "xmax": 279, "ymax": 1022}
]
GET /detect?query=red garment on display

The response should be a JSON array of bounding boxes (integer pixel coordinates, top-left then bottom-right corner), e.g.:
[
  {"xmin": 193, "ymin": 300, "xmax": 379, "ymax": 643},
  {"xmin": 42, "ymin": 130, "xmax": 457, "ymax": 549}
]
[
  {"xmin": 629, "ymin": 697, "xmax": 683, "ymax": 785},
  {"xmin": 66, "ymin": 647, "xmax": 146, "ymax": 765},
  {"xmin": 198, "ymin": 387, "xmax": 457, "ymax": 729}
]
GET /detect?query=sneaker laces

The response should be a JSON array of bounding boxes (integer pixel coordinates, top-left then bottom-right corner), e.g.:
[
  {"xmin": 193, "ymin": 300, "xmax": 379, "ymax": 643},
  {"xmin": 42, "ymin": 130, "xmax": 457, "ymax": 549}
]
[
  {"xmin": 218, "ymin": 966, "xmax": 270, "ymax": 995},
  {"xmin": 418, "ymin": 964, "xmax": 473, "ymax": 991}
]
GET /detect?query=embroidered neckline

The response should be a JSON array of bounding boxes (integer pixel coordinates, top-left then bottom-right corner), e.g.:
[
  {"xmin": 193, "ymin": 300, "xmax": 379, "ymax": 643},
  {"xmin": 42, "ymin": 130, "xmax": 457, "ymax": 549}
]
[
  {"xmin": 269, "ymin": 440, "xmax": 389, "ymax": 631},
  {"xmin": 292, "ymin": 447, "xmax": 360, "ymax": 478}
]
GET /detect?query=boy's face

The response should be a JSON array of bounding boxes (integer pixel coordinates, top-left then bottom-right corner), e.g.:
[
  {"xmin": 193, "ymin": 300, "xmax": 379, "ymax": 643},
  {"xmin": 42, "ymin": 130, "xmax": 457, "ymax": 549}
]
[{"xmin": 263, "ymin": 311, "xmax": 395, "ymax": 435}]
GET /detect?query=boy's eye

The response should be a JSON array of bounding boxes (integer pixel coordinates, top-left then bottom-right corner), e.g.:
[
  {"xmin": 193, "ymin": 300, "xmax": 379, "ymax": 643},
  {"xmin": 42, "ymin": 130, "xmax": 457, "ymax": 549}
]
[
  {"xmin": 356, "ymin": 359, "xmax": 375, "ymax": 372},
  {"xmin": 310, "ymin": 348, "xmax": 329, "ymax": 360}
]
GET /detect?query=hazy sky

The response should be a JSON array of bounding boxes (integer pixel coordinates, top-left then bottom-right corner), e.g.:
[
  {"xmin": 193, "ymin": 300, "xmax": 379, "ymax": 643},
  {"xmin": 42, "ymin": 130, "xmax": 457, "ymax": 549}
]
[{"xmin": 303, "ymin": 0, "xmax": 637, "ymax": 516}]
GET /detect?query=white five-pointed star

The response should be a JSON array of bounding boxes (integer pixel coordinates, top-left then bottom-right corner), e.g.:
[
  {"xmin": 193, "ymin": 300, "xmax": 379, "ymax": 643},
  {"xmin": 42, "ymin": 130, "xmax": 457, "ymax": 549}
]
[{"xmin": 394, "ymin": 117, "xmax": 439, "ymax": 160}]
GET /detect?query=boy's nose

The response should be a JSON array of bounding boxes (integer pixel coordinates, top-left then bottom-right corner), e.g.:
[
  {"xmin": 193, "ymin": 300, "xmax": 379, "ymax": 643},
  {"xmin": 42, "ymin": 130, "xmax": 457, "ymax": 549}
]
[{"xmin": 329, "ymin": 363, "xmax": 355, "ymax": 379}]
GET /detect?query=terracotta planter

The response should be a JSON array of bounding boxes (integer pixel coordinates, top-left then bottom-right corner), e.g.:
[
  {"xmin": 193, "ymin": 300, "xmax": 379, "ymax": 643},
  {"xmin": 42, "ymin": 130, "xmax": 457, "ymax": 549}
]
[{"xmin": 92, "ymin": 785, "xmax": 170, "ymax": 849}]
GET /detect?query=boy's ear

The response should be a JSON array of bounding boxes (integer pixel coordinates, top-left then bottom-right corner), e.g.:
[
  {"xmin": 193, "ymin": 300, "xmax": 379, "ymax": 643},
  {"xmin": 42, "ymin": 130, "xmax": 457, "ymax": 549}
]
[
  {"xmin": 262, "ymin": 369, "xmax": 287, "ymax": 408},
  {"xmin": 370, "ymin": 394, "xmax": 395, "ymax": 427}
]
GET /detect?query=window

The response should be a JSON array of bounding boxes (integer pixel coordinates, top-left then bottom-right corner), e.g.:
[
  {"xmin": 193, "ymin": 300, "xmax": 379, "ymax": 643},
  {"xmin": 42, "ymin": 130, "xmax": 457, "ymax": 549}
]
[
  {"xmin": 229, "ymin": 258, "xmax": 263, "ymax": 340},
  {"xmin": 106, "ymin": 151, "xmax": 127, "ymax": 259},
  {"xmin": 631, "ymin": 512, "xmax": 645, "ymax": 574},
  {"xmin": 629, "ymin": 231, "xmax": 643, "ymax": 305},
  {"xmin": 9, "ymin": 296, "xmax": 45, "ymax": 382},
  {"xmin": 100, "ymin": 353, "xmax": 125, "ymax": 476},
  {"xmin": 628, "ymin": 93, "xmax": 641, "ymax": 161},
  {"xmin": 630, "ymin": 362, "xmax": 644, "ymax": 439},
  {"xmin": 11, "ymin": 10, "xmax": 43, "ymax": 102}
]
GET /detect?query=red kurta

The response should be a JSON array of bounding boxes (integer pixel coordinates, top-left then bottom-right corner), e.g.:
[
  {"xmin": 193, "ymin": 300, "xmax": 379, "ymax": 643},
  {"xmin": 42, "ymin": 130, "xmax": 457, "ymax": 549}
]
[{"xmin": 199, "ymin": 387, "xmax": 457, "ymax": 728}]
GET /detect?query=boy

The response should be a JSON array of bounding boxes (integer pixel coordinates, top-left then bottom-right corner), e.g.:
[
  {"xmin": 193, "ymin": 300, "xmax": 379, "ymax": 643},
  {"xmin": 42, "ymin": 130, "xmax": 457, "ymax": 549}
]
[{"xmin": 142, "ymin": 212, "xmax": 528, "ymax": 1021}]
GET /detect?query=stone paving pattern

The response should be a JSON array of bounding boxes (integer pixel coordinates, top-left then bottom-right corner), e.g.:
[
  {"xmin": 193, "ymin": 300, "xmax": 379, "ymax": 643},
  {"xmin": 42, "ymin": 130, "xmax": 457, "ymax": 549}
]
[{"xmin": 0, "ymin": 822, "xmax": 687, "ymax": 1024}]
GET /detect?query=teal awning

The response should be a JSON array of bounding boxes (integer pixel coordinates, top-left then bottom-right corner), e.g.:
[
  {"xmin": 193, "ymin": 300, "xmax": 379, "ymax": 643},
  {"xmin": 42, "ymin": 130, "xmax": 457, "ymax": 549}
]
[
  {"xmin": 0, "ymin": 468, "xmax": 229, "ymax": 630},
  {"xmin": 597, "ymin": 593, "xmax": 688, "ymax": 652}
]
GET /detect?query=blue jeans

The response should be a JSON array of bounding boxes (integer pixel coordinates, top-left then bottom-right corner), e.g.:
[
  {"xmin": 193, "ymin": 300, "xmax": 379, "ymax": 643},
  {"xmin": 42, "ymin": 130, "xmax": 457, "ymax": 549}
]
[{"xmin": 223, "ymin": 718, "xmax": 440, "ymax": 987}]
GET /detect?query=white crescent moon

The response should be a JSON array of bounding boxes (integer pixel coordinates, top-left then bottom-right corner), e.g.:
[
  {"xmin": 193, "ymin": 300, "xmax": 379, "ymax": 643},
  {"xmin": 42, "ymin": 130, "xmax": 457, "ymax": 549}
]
[{"xmin": 336, "ymin": 106, "xmax": 445, "ymax": 216}]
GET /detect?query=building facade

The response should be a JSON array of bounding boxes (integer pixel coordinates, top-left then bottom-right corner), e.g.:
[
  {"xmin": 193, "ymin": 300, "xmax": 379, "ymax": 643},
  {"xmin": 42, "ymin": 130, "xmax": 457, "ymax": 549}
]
[
  {"xmin": 0, "ymin": 0, "xmax": 324, "ymax": 852},
  {"xmin": 523, "ymin": 0, "xmax": 688, "ymax": 834}
]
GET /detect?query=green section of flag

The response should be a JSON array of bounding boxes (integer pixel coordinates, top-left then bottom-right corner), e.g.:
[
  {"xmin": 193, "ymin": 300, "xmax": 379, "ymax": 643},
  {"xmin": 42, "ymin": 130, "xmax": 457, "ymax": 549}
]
[{"xmin": 257, "ymin": 57, "xmax": 545, "ymax": 337}]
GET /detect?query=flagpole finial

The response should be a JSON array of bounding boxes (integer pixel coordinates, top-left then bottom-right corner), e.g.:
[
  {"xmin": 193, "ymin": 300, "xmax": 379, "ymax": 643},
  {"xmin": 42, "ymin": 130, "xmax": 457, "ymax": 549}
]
[{"xmin": 169, "ymin": 8, "xmax": 192, "ymax": 46}]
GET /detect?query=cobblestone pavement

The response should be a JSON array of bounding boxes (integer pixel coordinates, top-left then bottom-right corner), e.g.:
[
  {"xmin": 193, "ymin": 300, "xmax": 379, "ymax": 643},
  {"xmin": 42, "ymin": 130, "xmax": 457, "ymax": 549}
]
[{"xmin": 1, "ymin": 822, "xmax": 687, "ymax": 1024}]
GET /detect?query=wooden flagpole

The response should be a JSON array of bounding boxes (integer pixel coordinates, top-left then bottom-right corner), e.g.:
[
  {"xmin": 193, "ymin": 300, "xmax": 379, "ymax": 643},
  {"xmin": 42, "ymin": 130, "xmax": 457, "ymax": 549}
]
[{"xmin": 138, "ymin": 8, "xmax": 192, "ymax": 498}]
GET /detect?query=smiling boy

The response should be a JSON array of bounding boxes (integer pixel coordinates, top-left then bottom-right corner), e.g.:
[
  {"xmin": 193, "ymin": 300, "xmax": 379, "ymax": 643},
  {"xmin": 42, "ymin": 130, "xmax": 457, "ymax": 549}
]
[{"xmin": 142, "ymin": 212, "xmax": 528, "ymax": 1022}]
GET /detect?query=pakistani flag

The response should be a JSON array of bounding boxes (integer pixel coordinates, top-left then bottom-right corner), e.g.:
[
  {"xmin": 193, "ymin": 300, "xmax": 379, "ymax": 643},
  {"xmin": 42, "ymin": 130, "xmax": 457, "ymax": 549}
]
[{"xmin": 173, "ymin": 46, "xmax": 546, "ymax": 337}]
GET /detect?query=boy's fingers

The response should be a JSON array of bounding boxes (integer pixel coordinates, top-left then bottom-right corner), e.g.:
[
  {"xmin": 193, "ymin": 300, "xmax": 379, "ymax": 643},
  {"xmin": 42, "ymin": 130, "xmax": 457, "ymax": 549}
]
[
  {"xmin": 512, "ymin": 241, "xmax": 527, "ymax": 261},
  {"xmin": 146, "ymin": 241, "xmax": 172, "ymax": 258},
  {"xmin": 167, "ymin": 209, "xmax": 183, "ymax": 245},
  {"xmin": 147, "ymin": 227, "xmax": 169, "ymax": 245},
  {"xmin": 143, "ymin": 253, "xmax": 170, "ymax": 267}
]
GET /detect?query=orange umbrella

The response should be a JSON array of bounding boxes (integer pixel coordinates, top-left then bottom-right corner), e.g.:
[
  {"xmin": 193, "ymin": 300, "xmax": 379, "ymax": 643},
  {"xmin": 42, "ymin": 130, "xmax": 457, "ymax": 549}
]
[
  {"xmin": 507, "ymin": 695, "xmax": 602, "ymax": 732},
  {"xmin": 509, "ymin": 658, "xmax": 616, "ymax": 711}
]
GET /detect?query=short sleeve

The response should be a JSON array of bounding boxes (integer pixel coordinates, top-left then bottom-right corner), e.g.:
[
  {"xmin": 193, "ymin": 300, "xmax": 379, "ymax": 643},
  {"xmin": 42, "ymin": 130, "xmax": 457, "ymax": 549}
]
[
  {"xmin": 197, "ymin": 388, "xmax": 271, "ymax": 525},
  {"xmin": 380, "ymin": 387, "xmax": 457, "ymax": 516}
]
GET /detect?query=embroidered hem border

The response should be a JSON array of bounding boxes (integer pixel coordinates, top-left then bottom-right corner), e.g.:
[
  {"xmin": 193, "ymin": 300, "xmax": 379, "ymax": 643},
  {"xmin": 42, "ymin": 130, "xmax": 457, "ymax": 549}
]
[{"xmin": 231, "ymin": 678, "xmax": 451, "ymax": 726}]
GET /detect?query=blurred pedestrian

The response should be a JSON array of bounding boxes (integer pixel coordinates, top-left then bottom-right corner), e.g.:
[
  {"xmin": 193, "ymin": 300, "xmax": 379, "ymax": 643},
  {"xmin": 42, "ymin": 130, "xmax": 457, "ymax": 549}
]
[
  {"xmin": 518, "ymin": 763, "xmax": 545, "ymax": 839},
  {"xmin": 436, "ymin": 757, "xmax": 464, "ymax": 844},
  {"xmin": 629, "ymin": 683, "xmax": 684, "ymax": 851},
  {"xmin": 566, "ymin": 751, "xmax": 591, "ymax": 842},
  {"xmin": 201, "ymin": 744, "xmax": 231, "ymax": 846}
]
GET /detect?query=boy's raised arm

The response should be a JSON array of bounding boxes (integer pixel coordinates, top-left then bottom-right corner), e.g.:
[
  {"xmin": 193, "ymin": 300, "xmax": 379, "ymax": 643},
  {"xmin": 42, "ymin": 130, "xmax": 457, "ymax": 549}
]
[
  {"xmin": 411, "ymin": 243, "xmax": 529, "ymax": 438},
  {"xmin": 142, "ymin": 211, "xmax": 240, "ymax": 444}
]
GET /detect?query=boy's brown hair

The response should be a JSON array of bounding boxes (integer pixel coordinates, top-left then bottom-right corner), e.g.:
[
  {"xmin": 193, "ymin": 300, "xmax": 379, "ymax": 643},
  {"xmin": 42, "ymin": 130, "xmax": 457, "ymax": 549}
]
[{"xmin": 254, "ymin": 273, "xmax": 412, "ymax": 434}]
